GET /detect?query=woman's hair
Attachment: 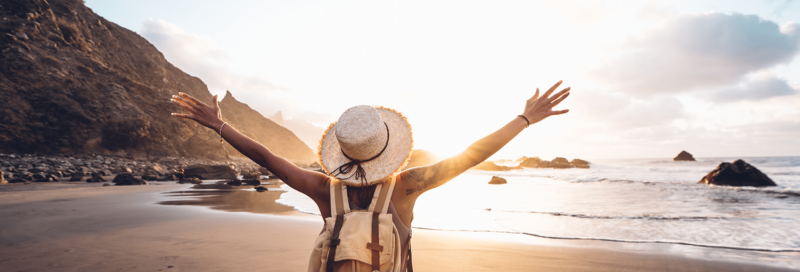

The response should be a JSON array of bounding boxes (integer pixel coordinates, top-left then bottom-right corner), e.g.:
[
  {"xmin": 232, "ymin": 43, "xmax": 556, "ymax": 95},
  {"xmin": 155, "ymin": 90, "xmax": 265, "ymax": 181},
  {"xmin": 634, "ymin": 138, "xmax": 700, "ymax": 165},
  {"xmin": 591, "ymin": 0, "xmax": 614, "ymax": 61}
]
[{"xmin": 348, "ymin": 184, "xmax": 378, "ymax": 210}]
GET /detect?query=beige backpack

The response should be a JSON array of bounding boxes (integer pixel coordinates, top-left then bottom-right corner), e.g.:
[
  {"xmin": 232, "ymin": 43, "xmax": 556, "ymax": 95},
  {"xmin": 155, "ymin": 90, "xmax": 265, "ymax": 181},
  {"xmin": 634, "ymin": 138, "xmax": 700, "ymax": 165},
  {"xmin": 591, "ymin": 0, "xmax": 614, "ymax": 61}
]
[{"xmin": 308, "ymin": 176, "xmax": 403, "ymax": 272}]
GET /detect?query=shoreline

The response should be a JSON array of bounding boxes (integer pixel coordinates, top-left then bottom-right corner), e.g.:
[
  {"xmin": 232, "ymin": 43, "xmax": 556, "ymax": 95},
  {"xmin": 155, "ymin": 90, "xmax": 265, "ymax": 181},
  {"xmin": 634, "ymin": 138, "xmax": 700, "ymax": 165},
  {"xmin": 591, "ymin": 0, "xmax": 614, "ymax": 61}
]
[{"xmin": 0, "ymin": 182, "xmax": 797, "ymax": 271}]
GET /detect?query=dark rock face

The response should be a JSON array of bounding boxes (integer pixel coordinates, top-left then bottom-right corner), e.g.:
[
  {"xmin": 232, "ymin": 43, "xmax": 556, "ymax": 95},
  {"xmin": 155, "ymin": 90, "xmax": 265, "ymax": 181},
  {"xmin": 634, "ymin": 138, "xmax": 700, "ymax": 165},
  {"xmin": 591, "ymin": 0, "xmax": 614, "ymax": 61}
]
[
  {"xmin": 0, "ymin": 0, "xmax": 315, "ymax": 164},
  {"xmin": 471, "ymin": 161, "xmax": 521, "ymax": 171},
  {"xmin": 87, "ymin": 173, "xmax": 105, "ymax": 183},
  {"xmin": 184, "ymin": 165, "xmax": 236, "ymax": 180},
  {"xmin": 243, "ymin": 179, "xmax": 260, "ymax": 186},
  {"xmin": 112, "ymin": 173, "xmax": 147, "ymax": 185},
  {"xmin": 254, "ymin": 186, "xmax": 268, "ymax": 192},
  {"xmin": 226, "ymin": 179, "xmax": 243, "ymax": 186},
  {"xmin": 403, "ymin": 149, "xmax": 441, "ymax": 170},
  {"xmin": 674, "ymin": 151, "xmax": 696, "ymax": 161},
  {"xmin": 141, "ymin": 174, "xmax": 158, "ymax": 181},
  {"xmin": 699, "ymin": 160, "xmax": 777, "ymax": 187},
  {"xmin": 488, "ymin": 176, "xmax": 507, "ymax": 184}
]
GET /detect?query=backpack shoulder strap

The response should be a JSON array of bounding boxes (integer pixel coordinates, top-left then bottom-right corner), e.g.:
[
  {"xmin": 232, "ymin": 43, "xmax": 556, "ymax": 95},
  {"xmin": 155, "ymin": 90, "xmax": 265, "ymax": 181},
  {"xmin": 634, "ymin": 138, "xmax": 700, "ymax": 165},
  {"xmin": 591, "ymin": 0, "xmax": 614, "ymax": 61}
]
[
  {"xmin": 370, "ymin": 175, "xmax": 396, "ymax": 214},
  {"xmin": 330, "ymin": 179, "xmax": 347, "ymax": 217}
]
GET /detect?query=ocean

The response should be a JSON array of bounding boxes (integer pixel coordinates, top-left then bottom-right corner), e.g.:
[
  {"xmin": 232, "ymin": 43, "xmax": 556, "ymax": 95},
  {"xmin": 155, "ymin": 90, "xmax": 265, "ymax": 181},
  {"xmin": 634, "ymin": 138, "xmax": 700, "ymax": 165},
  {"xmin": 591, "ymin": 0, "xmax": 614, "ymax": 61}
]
[{"xmin": 277, "ymin": 156, "xmax": 800, "ymax": 267}]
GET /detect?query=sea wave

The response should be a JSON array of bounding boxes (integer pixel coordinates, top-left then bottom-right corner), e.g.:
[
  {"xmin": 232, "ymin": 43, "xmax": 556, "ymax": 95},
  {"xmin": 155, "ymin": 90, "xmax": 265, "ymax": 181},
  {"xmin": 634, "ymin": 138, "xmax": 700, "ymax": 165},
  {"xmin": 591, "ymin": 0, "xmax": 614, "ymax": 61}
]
[
  {"xmin": 410, "ymin": 227, "xmax": 800, "ymax": 253},
  {"xmin": 490, "ymin": 210, "xmax": 742, "ymax": 221}
]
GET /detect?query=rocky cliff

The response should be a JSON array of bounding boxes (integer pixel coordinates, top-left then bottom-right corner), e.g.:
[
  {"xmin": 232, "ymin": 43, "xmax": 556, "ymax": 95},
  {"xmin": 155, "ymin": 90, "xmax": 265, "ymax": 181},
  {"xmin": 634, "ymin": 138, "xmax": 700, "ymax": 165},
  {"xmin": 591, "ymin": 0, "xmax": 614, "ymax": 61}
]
[{"xmin": 0, "ymin": 0, "xmax": 315, "ymax": 163}]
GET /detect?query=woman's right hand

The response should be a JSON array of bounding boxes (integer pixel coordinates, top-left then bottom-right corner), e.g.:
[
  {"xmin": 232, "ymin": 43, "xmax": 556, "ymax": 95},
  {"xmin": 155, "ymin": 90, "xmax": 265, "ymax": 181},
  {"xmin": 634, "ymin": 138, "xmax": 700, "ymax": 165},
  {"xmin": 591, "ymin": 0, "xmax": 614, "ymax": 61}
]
[
  {"xmin": 521, "ymin": 80, "xmax": 570, "ymax": 125},
  {"xmin": 171, "ymin": 92, "xmax": 224, "ymax": 131}
]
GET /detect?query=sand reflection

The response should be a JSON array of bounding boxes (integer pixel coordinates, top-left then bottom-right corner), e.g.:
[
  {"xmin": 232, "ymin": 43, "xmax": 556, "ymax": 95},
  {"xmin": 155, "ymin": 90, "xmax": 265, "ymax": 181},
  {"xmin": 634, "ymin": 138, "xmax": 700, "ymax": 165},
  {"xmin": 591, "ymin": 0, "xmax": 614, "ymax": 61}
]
[{"xmin": 159, "ymin": 181, "xmax": 295, "ymax": 214}]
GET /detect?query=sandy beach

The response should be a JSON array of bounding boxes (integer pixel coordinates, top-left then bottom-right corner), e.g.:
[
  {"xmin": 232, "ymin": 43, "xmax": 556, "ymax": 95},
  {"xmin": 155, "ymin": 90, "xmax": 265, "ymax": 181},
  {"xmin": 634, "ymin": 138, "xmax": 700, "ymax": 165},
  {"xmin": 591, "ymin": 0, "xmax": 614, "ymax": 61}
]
[{"xmin": 0, "ymin": 182, "xmax": 794, "ymax": 272}]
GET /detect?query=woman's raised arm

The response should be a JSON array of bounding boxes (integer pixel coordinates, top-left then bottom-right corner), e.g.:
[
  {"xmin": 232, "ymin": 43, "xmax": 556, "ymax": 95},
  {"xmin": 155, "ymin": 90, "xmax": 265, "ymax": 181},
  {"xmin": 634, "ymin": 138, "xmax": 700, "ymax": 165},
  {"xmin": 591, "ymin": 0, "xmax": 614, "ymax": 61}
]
[
  {"xmin": 398, "ymin": 81, "xmax": 571, "ymax": 198},
  {"xmin": 170, "ymin": 93, "xmax": 329, "ymax": 201}
]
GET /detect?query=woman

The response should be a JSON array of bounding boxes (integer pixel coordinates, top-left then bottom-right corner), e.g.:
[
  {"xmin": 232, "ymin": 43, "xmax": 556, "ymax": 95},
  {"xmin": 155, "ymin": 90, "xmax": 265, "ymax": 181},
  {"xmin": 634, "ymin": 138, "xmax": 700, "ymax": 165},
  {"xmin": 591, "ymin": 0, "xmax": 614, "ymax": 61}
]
[{"xmin": 170, "ymin": 80, "xmax": 570, "ymax": 271}]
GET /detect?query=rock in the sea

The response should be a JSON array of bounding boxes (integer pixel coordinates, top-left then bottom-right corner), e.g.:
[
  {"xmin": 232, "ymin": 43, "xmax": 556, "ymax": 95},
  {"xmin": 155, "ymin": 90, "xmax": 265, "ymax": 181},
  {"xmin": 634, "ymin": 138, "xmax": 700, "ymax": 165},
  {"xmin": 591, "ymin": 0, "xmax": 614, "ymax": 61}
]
[
  {"xmin": 178, "ymin": 177, "xmax": 203, "ymax": 184},
  {"xmin": 674, "ymin": 150, "xmax": 696, "ymax": 161},
  {"xmin": 551, "ymin": 157, "xmax": 574, "ymax": 169},
  {"xmin": 471, "ymin": 161, "xmax": 521, "ymax": 171},
  {"xmin": 184, "ymin": 165, "xmax": 236, "ymax": 180},
  {"xmin": 102, "ymin": 183, "xmax": 111, "ymax": 187},
  {"xmin": 113, "ymin": 173, "xmax": 148, "ymax": 186},
  {"xmin": 519, "ymin": 157, "xmax": 543, "ymax": 168},
  {"xmin": 488, "ymin": 176, "xmax": 507, "ymax": 185},
  {"xmin": 571, "ymin": 159, "xmax": 590, "ymax": 169},
  {"xmin": 226, "ymin": 179, "xmax": 243, "ymax": 186},
  {"xmin": 254, "ymin": 186, "xmax": 268, "ymax": 192},
  {"xmin": 699, "ymin": 159, "xmax": 776, "ymax": 187}
]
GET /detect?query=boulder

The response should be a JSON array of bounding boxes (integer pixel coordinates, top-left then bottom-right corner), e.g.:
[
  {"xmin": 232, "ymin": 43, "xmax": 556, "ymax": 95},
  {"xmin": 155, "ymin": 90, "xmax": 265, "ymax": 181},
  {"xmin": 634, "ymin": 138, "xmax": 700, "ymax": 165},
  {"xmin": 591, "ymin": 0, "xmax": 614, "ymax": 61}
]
[
  {"xmin": 179, "ymin": 177, "xmax": 203, "ymax": 184},
  {"xmin": 113, "ymin": 173, "xmax": 148, "ymax": 186},
  {"xmin": 674, "ymin": 151, "xmax": 696, "ymax": 161},
  {"xmin": 699, "ymin": 159, "xmax": 777, "ymax": 187},
  {"xmin": 184, "ymin": 165, "xmax": 236, "ymax": 180},
  {"xmin": 471, "ymin": 161, "xmax": 521, "ymax": 171},
  {"xmin": 69, "ymin": 174, "xmax": 86, "ymax": 182},
  {"xmin": 19, "ymin": 173, "xmax": 33, "ymax": 181},
  {"xmin": 29, "ymin": 168, "xmax": 45, "ymax": 173},
  {"xmin": 97, "ymin": 170, "xmax": 110, "ymax": 176},
  {"xmin": 243, "ymin": 179, "xmax": 261, "ymax": 186},
  {"xmin": 9, "ymin": 178, "xmax": 28, "ymax": 184},
  {"xmin": 488, "ymin": 176, "xmax": 507, "ymax": 185},
  {"xmin": 87, "ymin": 174, "xmax": 106, "ymax": 183},
  {"xmin": 519, "ymin": 157, "xmax": 543, "ymax": 168},
  {"xmin": 46, "ymin": 174, "xmax": 61, "ymax": 182},
  {"xmin": 242, "ymin": 171, "xmax": 261, "ymax": 180},
  {"xmin": 551, "ymin": 157, "xmax": 574, "ymax": 169},
  {"xmin": 147, "ymin": 165, "xmax": 167, "ymax": 176},
  {"xmin": 157, "ymin": 174, "xmax": 177, "ymax": 181},
  {"xmin": 0, "ymin": 170, "xmax": 5, "ymax": 184},
  {"xmin": 571, "ymin": 159, "xmax": 590, "ymax": 169},
  {"xmin": 254, "ymin": 186, "xmax": 268, "ymax": 192},
  {"xmin": 141, "ymin": 174, "xmax": 159, "ymax": 181},
  {"xmin": 117, "ymin": 167, "xmax": 133, "ymax": 174},
  {"xmin": 226, "ymin": 179, "xmax": 243, "ymax": 186},
  {"xmin": 32, "ymin": 173, "xmax": 48, "ymax": 181}
]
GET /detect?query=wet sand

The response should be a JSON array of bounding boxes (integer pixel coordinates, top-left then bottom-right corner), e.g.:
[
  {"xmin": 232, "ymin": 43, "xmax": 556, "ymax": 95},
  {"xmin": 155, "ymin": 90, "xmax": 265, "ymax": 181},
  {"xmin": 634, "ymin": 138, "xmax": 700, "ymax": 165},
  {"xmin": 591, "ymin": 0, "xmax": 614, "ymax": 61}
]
[{"xmin": 0, "ymin": 183, "xmax": 795, "ymax": 272}]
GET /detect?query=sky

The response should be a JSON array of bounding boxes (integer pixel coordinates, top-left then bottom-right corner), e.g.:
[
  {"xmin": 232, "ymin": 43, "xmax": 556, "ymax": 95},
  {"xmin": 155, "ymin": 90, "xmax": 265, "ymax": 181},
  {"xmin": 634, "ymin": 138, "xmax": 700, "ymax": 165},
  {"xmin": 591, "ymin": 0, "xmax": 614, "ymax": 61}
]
[{"xmin": 85, "ymin": 0, "xmax": 800, "ymax": 160}]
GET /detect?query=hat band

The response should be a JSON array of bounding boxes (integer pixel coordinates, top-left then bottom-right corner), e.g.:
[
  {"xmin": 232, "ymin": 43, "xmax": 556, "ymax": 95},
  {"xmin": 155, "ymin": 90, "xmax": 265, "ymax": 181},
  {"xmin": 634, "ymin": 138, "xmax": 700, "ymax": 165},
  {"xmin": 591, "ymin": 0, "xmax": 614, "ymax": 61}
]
[{"xmin": 329, "ymin": 122, "xmax": 390, "ymax": 185}]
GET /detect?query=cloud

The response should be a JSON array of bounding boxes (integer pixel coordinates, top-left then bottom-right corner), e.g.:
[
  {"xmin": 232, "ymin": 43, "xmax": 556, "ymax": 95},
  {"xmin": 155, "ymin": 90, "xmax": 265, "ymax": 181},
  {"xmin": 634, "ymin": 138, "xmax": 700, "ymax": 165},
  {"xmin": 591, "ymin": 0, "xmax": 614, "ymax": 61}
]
[
  {"xmin": 566, "ymin": 89, "xmax": 684, "ymax": 130},
  {"xmin": 710, "ymin": 74, "xmax": 798, "ymax": 102},
  {"xmin": 592, "ymin": 13, "xmax": 800, "ymax": 95}
]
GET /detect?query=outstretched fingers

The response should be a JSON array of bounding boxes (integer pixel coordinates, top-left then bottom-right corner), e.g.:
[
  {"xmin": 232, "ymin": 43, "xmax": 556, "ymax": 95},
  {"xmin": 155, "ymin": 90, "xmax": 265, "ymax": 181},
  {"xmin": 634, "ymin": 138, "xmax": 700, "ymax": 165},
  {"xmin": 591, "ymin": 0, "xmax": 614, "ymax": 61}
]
[
  {"xmin": 171, "ymin": 113, "xmax": 195, "ymax": 119},
  {"xmin": 171, "ymin": 97, "xmax": 197, "ymax": 114},
  {"xmin": 179, "ymin": 92, "xmax": 207, "ymax": 107},
  {"xmin": 542, "ymin": 80, "xmax": 563, "ymax": 99},
  {"xmin": 550, "ymin": 92, "xmax": 570, "ymax": 107},
  {"xmin": 550, "ymin": 109, "xmax": 569, "ymax": 115}
]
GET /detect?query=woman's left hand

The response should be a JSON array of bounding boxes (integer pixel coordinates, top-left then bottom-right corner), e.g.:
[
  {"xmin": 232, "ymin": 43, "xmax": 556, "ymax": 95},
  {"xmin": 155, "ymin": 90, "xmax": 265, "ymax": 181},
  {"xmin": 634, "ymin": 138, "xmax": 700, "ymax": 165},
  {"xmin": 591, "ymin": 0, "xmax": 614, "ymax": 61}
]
[
  {"xmin": 521, "ymin": 80, "xmax": 570, "ymax": 125},
  {"xmin": 171, "ymin": 92, "xmax": 224, "ymax": 130}
]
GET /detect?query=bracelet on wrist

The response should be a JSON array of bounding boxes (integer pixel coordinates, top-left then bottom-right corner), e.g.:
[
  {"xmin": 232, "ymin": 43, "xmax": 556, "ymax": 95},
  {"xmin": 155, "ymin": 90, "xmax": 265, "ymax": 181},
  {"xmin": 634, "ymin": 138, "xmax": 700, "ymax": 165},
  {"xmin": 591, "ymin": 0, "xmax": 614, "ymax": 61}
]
[
  {"xmin": 517, "ymin": 115, "xmax": 530, "ymax": 127},
  {"xmin": 218, "ymin": 122, "xmax": 227, "ymax": 143}
]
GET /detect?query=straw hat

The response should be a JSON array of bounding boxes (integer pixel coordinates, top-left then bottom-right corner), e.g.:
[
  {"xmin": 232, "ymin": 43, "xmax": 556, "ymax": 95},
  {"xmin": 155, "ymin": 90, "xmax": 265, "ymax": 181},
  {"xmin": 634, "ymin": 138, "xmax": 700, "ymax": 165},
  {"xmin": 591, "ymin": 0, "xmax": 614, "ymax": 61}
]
[{"xmin": 319, "ymin": 105, "xmax": 413, "ymax": 187}]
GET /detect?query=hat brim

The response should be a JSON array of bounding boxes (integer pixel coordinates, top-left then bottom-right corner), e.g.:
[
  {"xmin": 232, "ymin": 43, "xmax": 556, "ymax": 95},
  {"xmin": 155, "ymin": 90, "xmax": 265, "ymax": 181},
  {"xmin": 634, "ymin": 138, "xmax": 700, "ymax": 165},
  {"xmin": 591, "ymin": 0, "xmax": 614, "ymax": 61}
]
[{"xmin": 318, "ymin": 106, "xmax": 413, "ymax": 187}]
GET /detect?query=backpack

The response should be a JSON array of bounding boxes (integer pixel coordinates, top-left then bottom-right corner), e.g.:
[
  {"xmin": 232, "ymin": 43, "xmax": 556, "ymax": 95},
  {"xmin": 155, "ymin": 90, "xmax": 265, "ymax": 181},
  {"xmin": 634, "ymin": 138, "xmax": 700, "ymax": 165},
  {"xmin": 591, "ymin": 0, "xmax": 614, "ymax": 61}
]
[{"xmin": 308, "ymin": 175, "xmax": 406, "ymax": 272}]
